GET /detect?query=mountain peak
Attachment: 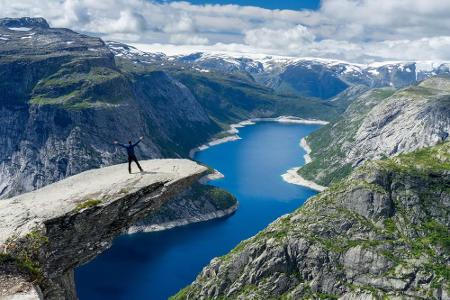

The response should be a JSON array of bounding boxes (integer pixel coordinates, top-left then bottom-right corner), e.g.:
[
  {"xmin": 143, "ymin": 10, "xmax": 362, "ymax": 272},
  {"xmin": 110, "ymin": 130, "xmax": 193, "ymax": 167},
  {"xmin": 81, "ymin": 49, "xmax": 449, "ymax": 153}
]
[{"xmin": 0, "ymin": 17, "xmax": 49, "ymax": 29}]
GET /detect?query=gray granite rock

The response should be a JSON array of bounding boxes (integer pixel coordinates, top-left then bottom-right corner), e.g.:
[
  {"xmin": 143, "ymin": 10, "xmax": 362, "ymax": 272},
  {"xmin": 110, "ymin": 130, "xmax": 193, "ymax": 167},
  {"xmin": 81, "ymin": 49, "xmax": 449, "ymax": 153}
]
[{"xmin": 0, "ymin": 159, "xmax": 207, "ymax": 299}]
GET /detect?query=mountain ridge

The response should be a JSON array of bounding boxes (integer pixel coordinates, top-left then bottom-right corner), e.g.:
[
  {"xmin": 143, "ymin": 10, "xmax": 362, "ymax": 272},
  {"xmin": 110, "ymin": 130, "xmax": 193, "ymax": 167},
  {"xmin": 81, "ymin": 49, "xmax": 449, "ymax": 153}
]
[
  {"xmin": 173, "ymin": 142, "xmax": 450, "ymax": 300},
  {"xmin": 298, "ymin": 76, "xmax": 450, "ymax": 186}
]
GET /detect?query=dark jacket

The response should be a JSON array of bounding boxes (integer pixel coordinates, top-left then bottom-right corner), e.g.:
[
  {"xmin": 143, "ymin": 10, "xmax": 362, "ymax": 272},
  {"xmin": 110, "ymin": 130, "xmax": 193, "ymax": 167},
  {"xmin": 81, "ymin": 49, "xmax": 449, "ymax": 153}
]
[{"xmin": 118, "ymin": 139, "xmax": 142, "ymax": 156}]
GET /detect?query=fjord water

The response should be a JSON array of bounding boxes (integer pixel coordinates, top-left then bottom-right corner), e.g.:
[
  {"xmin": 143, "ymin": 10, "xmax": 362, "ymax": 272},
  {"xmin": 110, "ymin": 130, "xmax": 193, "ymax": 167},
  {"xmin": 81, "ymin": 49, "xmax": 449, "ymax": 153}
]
[{"xmin": 75, "ymin": 122, "xmax": 320, "ymax": 300}]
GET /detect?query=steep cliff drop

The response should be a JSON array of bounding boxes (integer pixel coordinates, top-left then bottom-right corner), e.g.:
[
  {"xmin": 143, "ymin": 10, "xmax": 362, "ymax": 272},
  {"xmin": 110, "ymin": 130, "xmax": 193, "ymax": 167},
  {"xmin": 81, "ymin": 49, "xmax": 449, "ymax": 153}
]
[{"xmin": 0, "ymin": 159, "xmax": 207, "ymax": 300}]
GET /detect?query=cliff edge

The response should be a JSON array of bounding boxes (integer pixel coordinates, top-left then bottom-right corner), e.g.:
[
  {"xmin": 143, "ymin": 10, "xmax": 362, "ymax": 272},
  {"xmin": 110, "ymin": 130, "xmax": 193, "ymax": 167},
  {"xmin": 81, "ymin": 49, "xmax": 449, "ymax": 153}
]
[{"xmin": 0, "ymin": 159, "xmax": 207, "ymax": 299}]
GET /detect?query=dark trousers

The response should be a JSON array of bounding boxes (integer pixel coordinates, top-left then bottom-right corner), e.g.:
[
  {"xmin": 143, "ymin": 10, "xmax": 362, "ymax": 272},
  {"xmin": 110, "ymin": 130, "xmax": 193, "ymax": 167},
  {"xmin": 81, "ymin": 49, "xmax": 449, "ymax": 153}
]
[{"xmin": 128, "ymin": 154, "xmax": 143, "ymax": 173}]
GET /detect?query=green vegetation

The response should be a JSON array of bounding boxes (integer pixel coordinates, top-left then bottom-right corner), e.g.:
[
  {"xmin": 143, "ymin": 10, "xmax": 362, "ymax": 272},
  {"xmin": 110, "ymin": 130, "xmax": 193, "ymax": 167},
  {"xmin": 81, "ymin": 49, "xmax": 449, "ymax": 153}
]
[
  {"xmin": 206, "ymin": 188, "xmax": 237, "ymax": 210},
  {"xmin": 74, "ymin": 198, "xmax": 102, "ymax": 212},
  {"xmin": 25, "ymin": 230, "xmax": 49, "ymax": 250},
  {"xmin": 188, "ymin": 183, "xmax": 237, "ymax": 211},
  {"xmin": 297, "ymin": 87, "xmax": 394, "ymax": 186},
  {"xmin": 423, "ymin": 220, "xmax": 450, "ymax": 250},
  {"xmin": 383, "ymin": 218, "xmax": 396, "ymax": 235},
  {"xmin": 30, "ymin": 63, "xmax": 131, "ymax": 109},
  {"xmin": 169, "ymin": 286, "xmax": 192, "ymax": 300},
  {"xmin": 375, "ymin": 141, "xmax": 450, "ymax": 175},
  {"xmin": 0, "ymin": 253, "xmax": 43, "ymax": 281},
  {"xmin": 174, "ymin": 70, "xmax": 338, "ymax": 124},
  {"xmin": 2, "ymin": 230, "xmax": 49, "ymax": 282},
  {"xmin": 418, "ymin": 75, "xmax": 450, "ymax": 92}
]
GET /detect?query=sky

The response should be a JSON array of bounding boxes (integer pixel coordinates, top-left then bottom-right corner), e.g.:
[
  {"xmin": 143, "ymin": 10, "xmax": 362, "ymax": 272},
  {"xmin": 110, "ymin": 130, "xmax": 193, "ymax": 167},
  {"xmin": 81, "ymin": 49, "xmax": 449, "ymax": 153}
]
[
  {"xmin": 155, "ymin": 0, "xmax": 321, "ymax": 10},
  {"xmin": 1, "ymin": 0, "xmax": 450, "ymax": 62}
]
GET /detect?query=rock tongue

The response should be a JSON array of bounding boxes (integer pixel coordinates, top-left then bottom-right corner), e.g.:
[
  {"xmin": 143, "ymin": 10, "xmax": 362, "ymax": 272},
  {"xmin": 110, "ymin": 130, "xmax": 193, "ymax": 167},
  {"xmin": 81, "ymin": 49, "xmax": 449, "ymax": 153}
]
[{"xmin": 0, "ymin": 17, "xmax": 50, "ymax": 29}]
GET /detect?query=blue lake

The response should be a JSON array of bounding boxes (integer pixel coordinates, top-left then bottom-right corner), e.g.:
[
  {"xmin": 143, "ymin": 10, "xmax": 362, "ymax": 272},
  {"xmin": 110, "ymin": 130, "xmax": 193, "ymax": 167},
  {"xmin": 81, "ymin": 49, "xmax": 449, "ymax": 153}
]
[{"xmin": 75, "ymin": 121, "xmax": 320, "ymax": 300}]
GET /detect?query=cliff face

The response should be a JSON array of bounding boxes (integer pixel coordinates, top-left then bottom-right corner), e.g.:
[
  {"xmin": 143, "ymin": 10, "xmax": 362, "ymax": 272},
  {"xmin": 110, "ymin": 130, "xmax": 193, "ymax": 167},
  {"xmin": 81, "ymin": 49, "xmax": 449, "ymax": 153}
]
[
  {"xmin": 0, "ymin": 18, "xmax": 218, "ymax": 198},
  {"xmin": 299, "ymin": 76, "xmax": 450, "ymax": 186},
  {"xmin": 0, "ymin": 159, "xmax": 207, "ymax": 299},
  {"xmin": 174, "ymin": 143, "xmax": 450, "ymax": 300},
  {"xmin": 128, "ymin": 183, "xmax": 237, "ymax": 233}
]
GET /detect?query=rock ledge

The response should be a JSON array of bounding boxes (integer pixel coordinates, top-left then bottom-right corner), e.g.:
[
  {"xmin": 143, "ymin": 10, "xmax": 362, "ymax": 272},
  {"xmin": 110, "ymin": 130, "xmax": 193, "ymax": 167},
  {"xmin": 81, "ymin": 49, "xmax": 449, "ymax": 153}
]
[{"xmin": 0, "ymin": 159, "xmax": 207, "ymax": 299}]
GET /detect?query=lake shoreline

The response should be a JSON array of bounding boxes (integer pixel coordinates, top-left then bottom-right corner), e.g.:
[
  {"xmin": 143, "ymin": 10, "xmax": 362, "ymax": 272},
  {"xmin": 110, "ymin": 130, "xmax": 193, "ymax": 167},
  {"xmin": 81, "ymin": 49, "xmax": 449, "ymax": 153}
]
[
  {"xmin": 189, "ymin": 116, "xmax": 329, "ymax": 159},
  {"xmin": 281, "ymin": 137, "xmax": 327, "ymax": 192},
  {"xmin": 281, "ymin": 167, "xmax": 326, "ymax": 192}
]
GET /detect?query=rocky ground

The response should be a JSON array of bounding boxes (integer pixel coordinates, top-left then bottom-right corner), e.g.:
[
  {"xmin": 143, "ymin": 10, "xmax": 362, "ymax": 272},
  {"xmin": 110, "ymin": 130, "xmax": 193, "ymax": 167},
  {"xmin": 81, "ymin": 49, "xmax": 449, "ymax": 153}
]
[
  {"xmin": 173, "ymin": 142, "xmax": 450, "ymax": 300},
  {"xmin": 0, "ymin": 159, "xmax": 207, "ymax": 299}
]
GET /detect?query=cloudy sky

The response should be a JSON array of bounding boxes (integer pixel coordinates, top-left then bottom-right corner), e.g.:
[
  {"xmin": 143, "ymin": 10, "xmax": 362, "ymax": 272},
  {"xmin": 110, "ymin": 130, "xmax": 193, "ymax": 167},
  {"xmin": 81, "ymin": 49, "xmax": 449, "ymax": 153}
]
[{"xmin": 1, "ymin": 0, "xmax": 450, "ymax": 62}]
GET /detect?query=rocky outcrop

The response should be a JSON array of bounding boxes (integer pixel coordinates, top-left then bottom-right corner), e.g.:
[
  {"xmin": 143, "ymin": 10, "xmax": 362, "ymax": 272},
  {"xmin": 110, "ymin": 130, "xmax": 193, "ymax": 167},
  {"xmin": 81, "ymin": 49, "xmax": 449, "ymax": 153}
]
[
  {"xmin": 173, "ymin": 143, "xmax": 450, "ymax": 299},
  {"xmin": 299, "ymin": 76, "xmax": 450, "ymax": 186},
  {"xmin": 0, "ymin": 159, "xmax": 207, "ymax": 299},
  {"xmin": 128, "ymin": 183, "xmax": 238, "ymax": 233}
]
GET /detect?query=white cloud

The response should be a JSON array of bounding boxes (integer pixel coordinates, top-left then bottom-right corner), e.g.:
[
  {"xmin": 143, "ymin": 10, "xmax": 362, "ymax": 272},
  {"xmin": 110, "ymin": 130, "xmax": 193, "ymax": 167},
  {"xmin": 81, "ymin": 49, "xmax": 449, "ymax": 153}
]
[
  {"xmin": 244, "ymin": 25, "xmax": 315, "ymax": 51},
  {"xmin": 106, "ymin": 10, "xmax": 147, "ymax": 33},
  {"xmin": 163, "ymin": 14, "xmax": 195, "ymax": 33},
  {"xmin": 169, "ymin": 33, "xmax": 209, "ymax": 45},
  {"xmin": 1, "ymin": 0, "xmax": 450, "ymax": 62}
]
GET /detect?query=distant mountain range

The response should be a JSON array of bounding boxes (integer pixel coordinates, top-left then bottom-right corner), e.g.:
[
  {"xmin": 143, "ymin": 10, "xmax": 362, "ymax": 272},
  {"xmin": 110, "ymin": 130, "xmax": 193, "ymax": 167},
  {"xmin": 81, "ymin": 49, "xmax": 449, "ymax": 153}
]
[{"xmin": 107, "ymin": 42, "xmax": 450, "ymax": 99}]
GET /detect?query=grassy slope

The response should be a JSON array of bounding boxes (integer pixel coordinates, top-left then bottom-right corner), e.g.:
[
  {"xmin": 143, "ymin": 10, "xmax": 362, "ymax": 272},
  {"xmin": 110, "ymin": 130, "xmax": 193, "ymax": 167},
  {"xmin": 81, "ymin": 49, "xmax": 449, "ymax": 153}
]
[{"xmin": 30, "ymin": 59, "xmax": 132, "ymax": 109}]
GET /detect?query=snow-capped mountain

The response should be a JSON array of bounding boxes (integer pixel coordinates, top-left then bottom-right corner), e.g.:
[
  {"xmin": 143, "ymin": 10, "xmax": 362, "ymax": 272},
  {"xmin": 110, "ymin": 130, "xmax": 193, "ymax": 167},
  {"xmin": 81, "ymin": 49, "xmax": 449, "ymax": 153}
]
[
  {"xmin": 106, "ymin": 41, "xmax": 167, "ymax": 64},
  {"xmin": 107, "ymin": 43, "xmax": 450, "ymax": 99},
  {"xmin": 172, "ymin": 53, "xmax": 450, "ymax": 98}
]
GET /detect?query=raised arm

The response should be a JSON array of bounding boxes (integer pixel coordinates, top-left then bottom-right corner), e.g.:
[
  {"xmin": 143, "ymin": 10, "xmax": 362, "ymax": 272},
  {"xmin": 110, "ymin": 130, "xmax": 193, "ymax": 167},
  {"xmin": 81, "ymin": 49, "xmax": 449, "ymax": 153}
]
[{"xmin": 132, "ymin": 136, "xmax": 144, "ymax": 147}]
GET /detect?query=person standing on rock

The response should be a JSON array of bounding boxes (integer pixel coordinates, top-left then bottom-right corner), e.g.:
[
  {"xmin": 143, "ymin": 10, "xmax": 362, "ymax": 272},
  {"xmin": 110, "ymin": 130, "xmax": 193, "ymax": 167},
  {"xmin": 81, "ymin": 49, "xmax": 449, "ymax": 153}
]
[{"xmin": 114, "ymin": 137, "xmax": 144, "ymax": 174}]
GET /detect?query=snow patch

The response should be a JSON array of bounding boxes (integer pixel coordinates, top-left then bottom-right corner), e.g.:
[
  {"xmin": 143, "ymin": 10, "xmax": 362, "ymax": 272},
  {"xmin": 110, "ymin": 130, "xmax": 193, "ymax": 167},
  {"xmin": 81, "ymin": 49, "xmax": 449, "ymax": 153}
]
[{"xmin": 8, "ymin": 27, "xmax": 32, "ymax": 31}]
